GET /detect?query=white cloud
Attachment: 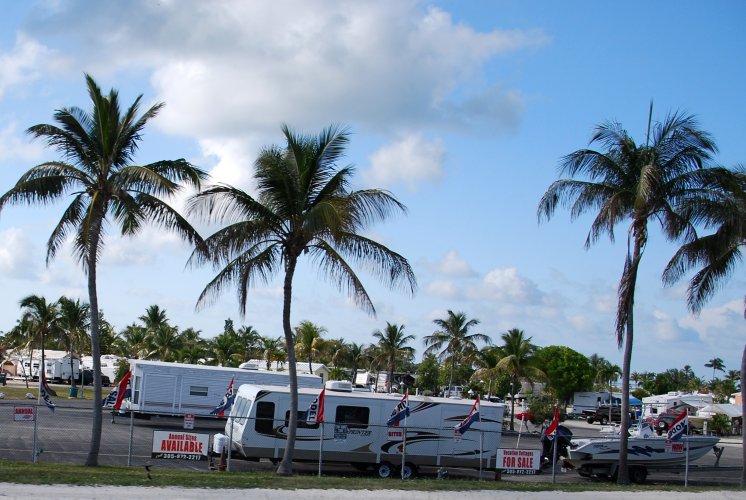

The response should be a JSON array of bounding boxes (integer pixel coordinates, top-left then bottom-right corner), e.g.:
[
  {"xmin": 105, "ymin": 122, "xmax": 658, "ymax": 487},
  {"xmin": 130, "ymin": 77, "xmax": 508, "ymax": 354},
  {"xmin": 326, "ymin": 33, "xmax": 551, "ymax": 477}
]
[
  {"xmin": 0, "ymin": 227, "xmax": 39, "ymax": 279},
  {"xmin": 425, "ymin": 280, "xmax": 459, "ymax": 299},
  {"xmin": 479, "ymin": 267, "xmax": 543, "ymax": 304},
  {"xmin": 0, "ymin": 34, "xmax": 55, "ymax": 99},
  {"xmin": 434, "ymin": 250, "xmax": 474, "ymax": 277},
  {"xmin": 365, "ymin": 134, "xmax": 444, "ymax": 189}
]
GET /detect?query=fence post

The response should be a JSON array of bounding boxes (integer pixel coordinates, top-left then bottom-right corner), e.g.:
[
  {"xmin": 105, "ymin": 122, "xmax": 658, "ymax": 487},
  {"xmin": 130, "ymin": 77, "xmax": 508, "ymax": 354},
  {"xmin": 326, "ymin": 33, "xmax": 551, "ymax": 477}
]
[
  {"xmin": 127, "ymin": 409, "xmax": 134, "ymax": 466},
  {"xmin": 32, "ymin": 405, "xmax": 38, "ymax": 464},
  {"xmin": 227, "ymin": 416, "xmax": 233, "ymax": 472}
]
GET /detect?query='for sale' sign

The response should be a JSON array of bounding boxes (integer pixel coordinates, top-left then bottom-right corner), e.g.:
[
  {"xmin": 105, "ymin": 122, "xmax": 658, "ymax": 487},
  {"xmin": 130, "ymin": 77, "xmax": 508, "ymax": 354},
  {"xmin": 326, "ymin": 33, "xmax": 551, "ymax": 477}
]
[{"xmin": 496, "ymin": 448, "xmax": 540, "ymax": 474}]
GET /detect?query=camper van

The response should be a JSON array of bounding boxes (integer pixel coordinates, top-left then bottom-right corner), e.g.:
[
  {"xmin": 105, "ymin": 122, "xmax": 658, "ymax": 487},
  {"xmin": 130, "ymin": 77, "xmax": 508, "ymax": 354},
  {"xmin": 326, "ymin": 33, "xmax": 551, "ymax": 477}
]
[
  {"xmin": 124, "ymin": 360, "xmax": 323, "ymax": 419},
  {"xmin": 224, "ymin": 384, "xmax": 504, "ymax": 477}
]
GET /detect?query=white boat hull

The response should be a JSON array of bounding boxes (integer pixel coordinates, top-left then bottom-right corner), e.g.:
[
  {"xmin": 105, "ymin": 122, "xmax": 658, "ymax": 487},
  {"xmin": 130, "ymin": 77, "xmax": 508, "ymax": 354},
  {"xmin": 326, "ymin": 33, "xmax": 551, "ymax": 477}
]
[{"xmin": 566, "ymin": 435, "xmax": 720, "ymax": 468}]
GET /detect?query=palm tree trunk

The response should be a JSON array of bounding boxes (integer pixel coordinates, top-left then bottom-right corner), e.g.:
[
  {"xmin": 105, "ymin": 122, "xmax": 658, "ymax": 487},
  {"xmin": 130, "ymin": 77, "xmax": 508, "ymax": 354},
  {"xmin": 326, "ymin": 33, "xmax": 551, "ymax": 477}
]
[
  {"xmin": 277, "ymin": 255, "xmax": 299, "ymax": 476},
  {"xmin": 85, "ymin": 214, "xmax": 104, "ymax": 467},
  {"xmin": 740, "ymin": 343, "xmax": 745, "ymax": 487}
]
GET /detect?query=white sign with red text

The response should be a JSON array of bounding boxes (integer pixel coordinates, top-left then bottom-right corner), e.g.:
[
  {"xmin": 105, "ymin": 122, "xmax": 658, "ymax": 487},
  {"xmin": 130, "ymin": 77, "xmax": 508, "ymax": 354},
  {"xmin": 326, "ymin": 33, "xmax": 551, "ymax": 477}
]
[
  {"xmin": 497, "ymin": 448, "xmax": 540, "ymax": 474},
  {"xmin": 152, "ymin": 431, "xmax": 209, "ymax": 461},
  {"xmin": 14, "ymin": 406, "xmax": 35, "ymax": 422}
]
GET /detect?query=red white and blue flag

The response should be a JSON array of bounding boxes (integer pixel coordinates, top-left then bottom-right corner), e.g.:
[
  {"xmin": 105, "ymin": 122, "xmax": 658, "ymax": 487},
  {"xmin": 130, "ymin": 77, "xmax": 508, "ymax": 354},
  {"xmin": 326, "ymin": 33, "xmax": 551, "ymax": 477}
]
[
  {"xmin": 306, "ymin": 387, "xmax": 325, "ymax": 424},
  {"xmin": 39, "ymin": 371, "xmax": 55, "ymax": 412},
  {"xmin": 387, "ymin": 391, "xmax": 410, "ymax": 426},
  {"xmin": 455, "ymin": 395, "xmax": 480, "ymax": 434},
  {"xmin": 210, "ymin": 376, "xmax": 235, "ymax": 416},
  {"xmin": 667, "ymin": 411, "xmax": 688, "ymax": 441},
  {"xmin": 544, "ymin": 406, "xmax": 559, "ymax": 436},
  {"xmin": 113, "ymin": 371, "xmax": 132, "ymax": 411}
]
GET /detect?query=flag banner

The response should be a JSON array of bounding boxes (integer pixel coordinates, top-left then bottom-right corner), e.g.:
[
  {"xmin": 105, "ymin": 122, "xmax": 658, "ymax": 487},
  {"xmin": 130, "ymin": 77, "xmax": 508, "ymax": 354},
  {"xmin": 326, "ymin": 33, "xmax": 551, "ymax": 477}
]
[
  {"xmin": 667, "ymin": 411, "xmax": 688, "ymax": 441},
  {"xmin": 210, "ymin": 376, "xmax": 235, "ymax": 416},
  {"xmin": 102, "ymin": 385, "xmax": 118, "ymax": 407},
  {"xmin": 454, "ymin": 395, "xmax": 480, "ymax": 434},
  {"xmin": 544, "ymin": 406, "xmax": 559, "ymax": 436},
  {"xmin": 306, "ymin": 387, "xmax": 325, "ymax": 424},
  {"xmin": 39, "ymin": 371, "xmax": 55, "ymax": 412},
  {"xmin": 114, "ymin": 371, "xmax": 132, "ymax": 411},
  {"xmin": 387, "ymin": 391, "xmax": 410, "ymax": 426}
]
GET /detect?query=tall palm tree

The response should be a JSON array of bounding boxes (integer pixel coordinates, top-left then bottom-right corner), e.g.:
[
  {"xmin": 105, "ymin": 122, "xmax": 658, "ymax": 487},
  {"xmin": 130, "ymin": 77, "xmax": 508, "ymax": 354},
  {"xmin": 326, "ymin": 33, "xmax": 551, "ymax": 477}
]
[
  {"xmin": 139, "ymin": 305, "xmax": 170, "ymax": 334},
  {"xmin": 294, "ymin": 320, "xmax": 327, "ymax": 374},
  {"xmin": 424, "ymin": 310, "xmax": 489, "ymax": 393},
  {"xmin": 147, "ymin": 324, "xmax": 182, "ymax": 361},
  {"xmin": 342, "ymin": 342, "xmax": 365, "ymax": 384},
  {"xmin": 495, "ymin": 328, "xmax": 543, "ymax": 431},
  {"xmin": 537, "ymin": 111, "xmax": 717, "ymax": 483},
  {"xmin": 0, "ymin": 75, "xmax": 206, "ymax": 466},
  {"xmin": 237, "ymin": 325, "xmax": 262, "ymax": 360},
  {"xmin": 116, "ymin": 324, "xmax": 150, "ymax": 359},
  {"xmin": 57, "ymin": 297, "xmax": 91, "ymax": 388},
  {"xmin": 705, "ymin": 357, "xmax": 726, "ymax": 382},
  {"xmin": 471, "ymin": 345, "xmax": 503, "ymax": 399},
  {"xmin": 187, "ymin": 124, "xmax": 416, "ymax": 475},
  {"xmin": 208, "ymin": 330, "xmax": 244, "ymax": 367},
  {"xmin": 372, "ymin": 322, "xmax": 415, "ymax": 392}
]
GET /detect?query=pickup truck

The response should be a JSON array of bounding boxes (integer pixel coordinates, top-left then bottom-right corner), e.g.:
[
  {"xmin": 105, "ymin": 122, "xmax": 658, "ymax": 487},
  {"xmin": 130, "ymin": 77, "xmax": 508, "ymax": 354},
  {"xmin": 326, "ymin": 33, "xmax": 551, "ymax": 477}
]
[{"xmin": 585, "ymin": 405, "xmax": 636, "ymax": 425}]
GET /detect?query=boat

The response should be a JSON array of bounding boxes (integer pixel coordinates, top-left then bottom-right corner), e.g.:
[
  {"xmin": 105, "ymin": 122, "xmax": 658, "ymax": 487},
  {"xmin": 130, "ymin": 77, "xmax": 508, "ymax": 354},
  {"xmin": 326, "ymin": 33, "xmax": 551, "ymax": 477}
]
[{"xmin": 565, "ymin": 422, "xmax": 720, "ymax": 482}]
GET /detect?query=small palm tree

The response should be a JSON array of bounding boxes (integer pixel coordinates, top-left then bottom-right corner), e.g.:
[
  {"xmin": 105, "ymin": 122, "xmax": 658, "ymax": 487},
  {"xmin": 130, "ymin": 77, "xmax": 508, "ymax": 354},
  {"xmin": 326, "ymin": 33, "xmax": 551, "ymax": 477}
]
[
  {"xmin": 18, "ymin": 295, "xmax": 61, "ymax": 388},
  {"xmin": 537, "ymin": 110, "xmax": 717, "ymax": 484},
  {"xmin": 372, "ymin": 323, "xmax": 415, "ymax": 392},
  {"xmin": 187, "ymin": 124, "xmax": 416, "ymax": 475},
  {"xmin": 471, "ymin": 345, "xmax": 503, "ymax": 399},
  {"xmin": 259, "ymin": 336, "xmax": 286, "ymax": 370},
  {"xmin": 294, "ymin": 320, "xmax": 327, "ymax": 374},
  {"xmin": 424, "ymin": 310, "xmax": 489, "ymax": 394},
  {"xmin": 495, "ymin": 328, "xmax": 543, "ymax": 431},
  {"xmin": 147, "ymin": 325, "xmax": 182, "ymax": 361},
  {"xmin": 0, "ymin": 75, "xmax": 207, "ymax": 466},
  {"xmin": 705, "ymin": 357, "xmax": 726, "ymax": 382},
  {"xmin": 57, "ymin": 297, "xmax": 91, "ymax": 388}
]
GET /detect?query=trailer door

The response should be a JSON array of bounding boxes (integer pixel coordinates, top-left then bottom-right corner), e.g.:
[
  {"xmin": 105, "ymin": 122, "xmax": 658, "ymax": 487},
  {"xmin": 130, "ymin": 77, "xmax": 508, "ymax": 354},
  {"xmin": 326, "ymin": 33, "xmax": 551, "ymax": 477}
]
[{"xmin": 142, "ymin": 374, "xmax": 178, "ymax": 415}]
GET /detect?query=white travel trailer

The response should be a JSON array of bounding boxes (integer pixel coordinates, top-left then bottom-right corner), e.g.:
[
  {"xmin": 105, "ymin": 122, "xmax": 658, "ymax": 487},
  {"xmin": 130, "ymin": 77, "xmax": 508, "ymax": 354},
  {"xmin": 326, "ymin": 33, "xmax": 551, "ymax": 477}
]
[
  {"xmin": 44, "ymin": 357, "xmax": 80, "ymax": 383},
  {"xmin": 225, "ymin": 384, "xmax": 504, "ymax": 477},
  {"xmin": 125, "ymin": 360, "xmax": 322, "ymax": 419}
]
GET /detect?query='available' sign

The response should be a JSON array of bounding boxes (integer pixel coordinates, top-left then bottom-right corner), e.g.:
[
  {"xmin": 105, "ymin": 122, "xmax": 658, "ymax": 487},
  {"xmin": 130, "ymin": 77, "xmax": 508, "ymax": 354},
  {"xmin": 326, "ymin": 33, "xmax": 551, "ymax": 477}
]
[{"xmin": 152, "ymin": 431, "xmax": 209, "ymax": 461}]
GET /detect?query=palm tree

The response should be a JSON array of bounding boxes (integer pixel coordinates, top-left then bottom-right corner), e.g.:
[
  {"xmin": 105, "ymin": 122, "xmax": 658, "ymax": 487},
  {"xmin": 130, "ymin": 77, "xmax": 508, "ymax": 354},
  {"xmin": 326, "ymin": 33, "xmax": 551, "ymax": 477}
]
[
  {"xmin": 471, "ymin": 345, "xmax": 503, "ymax": 399},
  {"xmin": 208, "ymin": 330, "xmax": 244, "ymax": 367},
  {"xmin": 372, "ymin": 323, "xmax": 415, "ymax": 392},
  {"xmin": 705, "ymin": 357, "xmax": 726, "ymax": 382},
  {"xmin": 116, "ymin": 324, "xmax": 150, "ymax": 359},
  {"xmin": 424, "ymin": 310, "xmax": 489, "ymax": 394},
  {"xmin": 537, "ymin": 110, "xmax": 717, "ymax": 483},
  {"xmin": 139, "ymin": 305, "xmax": 170, "ymax": 334},
  {"xmin": 18, "ymin": 295, "xmax": 61, "ymax": 390},
  {"xmin": 259, "ymin": 336, "xmax": 286, "ymax": 370},
  {"xmin": 57, "ymin": 297, "xmax": 91, "ymax": 387},
  {"xmin": 495, "ymin": 328, "xmax": 543, "ymax": 431},
  {"xmin": 343, "ymin": 342, "xmax": 365, "ymax": 384},
  {"xmin": 187, "ymin": 124, "xmax": 416, "ymax": 475},
  {"xmin": 294, "ymin": 320, "xmax": 327, "ymax": 374},
  {"xmin": 176, "ymin": 344, "xmax": 205, "ymax": 364},
  {"xmin": 0, "ymin": 75, "xmax": 207, "ymax": 466},
  {"xmin": 147, "ymin": 324, "xmax": 182, "ymax": 361},
  {"xmin": 237, "ymin": 325, "xmax": 262, "ymax": 360}
]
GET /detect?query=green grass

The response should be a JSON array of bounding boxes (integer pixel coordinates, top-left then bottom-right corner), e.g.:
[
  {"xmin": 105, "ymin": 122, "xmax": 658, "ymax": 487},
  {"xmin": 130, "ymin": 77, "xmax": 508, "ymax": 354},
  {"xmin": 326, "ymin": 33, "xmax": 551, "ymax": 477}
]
[
  {"xmin": 0, "ymin": 461, "xmax": 741, "ymax": 492},
  {"xmin": 0, "ymin": 384, "xmax": 95, "ymax": 400}
]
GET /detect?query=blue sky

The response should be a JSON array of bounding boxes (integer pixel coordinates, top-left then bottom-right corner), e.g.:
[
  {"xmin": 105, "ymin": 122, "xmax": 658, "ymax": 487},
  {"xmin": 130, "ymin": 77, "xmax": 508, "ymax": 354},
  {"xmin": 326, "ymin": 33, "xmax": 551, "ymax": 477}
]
[{"xmin": 0, "ymin": 0, "xmax": 744, "ymax": 378}]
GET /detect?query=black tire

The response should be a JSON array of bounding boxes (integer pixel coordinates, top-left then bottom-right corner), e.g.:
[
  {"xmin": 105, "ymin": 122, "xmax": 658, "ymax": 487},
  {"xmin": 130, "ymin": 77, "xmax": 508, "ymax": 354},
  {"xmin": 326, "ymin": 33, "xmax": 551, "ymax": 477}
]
[
  {"xmin": 376, "ymin": 462, "xmax": 394, "ymax": 478},
  {"xmin": 600, "ymin": 416, "xmax": 608, "ymax": 426},
  {"xmin": 399, "ymin": 462, "xmax": 417, "ymax": 479},
  {"xmin": 629, "ymin": 466, "xmax": 648, "ymax": 484},
  {"xmin": 587, "ymin": 418, "xmax": 594, "ymax": 424}
]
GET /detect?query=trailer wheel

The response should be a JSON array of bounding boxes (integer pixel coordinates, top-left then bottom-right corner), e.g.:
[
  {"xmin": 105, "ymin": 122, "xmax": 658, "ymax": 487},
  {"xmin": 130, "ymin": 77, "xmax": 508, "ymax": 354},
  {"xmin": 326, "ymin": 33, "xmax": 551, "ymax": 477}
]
[
  {"xmin": 629, "ymin": 466, "xmax": 647, "ymax": 484},
  {"xmin": 376, "ymin": 462, "xmax": 394, "ymax": 478},
  {"xmin": 399, "ymin": 462, "xmax": 417, "ymax": 479},
  {"xmin": 586, "ymin": 418, "xmax": 594, "ymax": 424}
]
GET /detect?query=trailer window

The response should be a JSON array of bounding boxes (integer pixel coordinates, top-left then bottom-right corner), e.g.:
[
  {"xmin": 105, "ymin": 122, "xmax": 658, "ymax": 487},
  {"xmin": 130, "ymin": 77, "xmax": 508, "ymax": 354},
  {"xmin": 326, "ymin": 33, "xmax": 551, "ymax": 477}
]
[
  {"xmin": 335, "ymin": 406, "xmax": 369, "ymax": 429},
  {"xmin": 133, "ymin": 376, "xmax": 140, "ymax": 404},
  {"xmin": 255, "ymin": 401, "xmax": 275, "ymax": 434},
  {"xmin": 285, "ymin": 410, "xmax": 319, "ymax": 429},
  {"xmin": 189, "ymin": 386, "xmax": 209, "ymax": 397}
]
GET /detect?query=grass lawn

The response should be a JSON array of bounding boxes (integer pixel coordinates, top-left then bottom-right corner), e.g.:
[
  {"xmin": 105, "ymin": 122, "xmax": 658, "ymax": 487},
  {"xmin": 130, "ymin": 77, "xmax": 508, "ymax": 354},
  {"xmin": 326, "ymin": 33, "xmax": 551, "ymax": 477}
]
[{"xmin": 0, "ymin": 461, "xmax": 741, "ymax": 492}]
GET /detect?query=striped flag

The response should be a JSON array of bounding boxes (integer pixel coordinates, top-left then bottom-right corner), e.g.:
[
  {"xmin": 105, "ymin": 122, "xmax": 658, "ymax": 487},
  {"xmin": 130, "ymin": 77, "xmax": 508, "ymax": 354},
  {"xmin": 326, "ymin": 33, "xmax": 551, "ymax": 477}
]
[
  {"xmin": 306, "ymin": 387, "xmax": 325, "ymax": 424},
  {"xmin": 455, "ymin": 395, "xmax": 480, "ymax": 434},
  {"xmin": 387, "ymin": 391, "xmax": 410, "ymax": 426},
  {"xmin": 544, "ymin": 406, "xmax": 559, "ymax": 436},
  {"xmin": 39, "ymin": 371, "xmax": 55, "ymax": 412},
  {"xmin": 210, "ymin": 377, "xmax": 235, "ymax": 416}
]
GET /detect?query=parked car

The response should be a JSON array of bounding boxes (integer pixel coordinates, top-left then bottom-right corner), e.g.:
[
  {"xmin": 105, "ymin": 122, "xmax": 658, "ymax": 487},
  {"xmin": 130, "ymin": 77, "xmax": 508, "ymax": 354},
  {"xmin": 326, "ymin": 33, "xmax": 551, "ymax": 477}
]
[
  {"xmin": 69, "ymin": 370, "xmax": 110, "ymax": 387},
  {"xmin": 585, "ymin": 405, "xmax": 637, "ymax": 425}
]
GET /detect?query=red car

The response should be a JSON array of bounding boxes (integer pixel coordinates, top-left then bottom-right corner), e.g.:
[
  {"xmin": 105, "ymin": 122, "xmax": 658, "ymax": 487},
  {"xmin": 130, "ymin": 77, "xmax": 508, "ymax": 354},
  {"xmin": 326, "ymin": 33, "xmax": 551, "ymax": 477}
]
[{"xmin": 514, "ymin": 410, "xmax": 536, "ymax": 422}]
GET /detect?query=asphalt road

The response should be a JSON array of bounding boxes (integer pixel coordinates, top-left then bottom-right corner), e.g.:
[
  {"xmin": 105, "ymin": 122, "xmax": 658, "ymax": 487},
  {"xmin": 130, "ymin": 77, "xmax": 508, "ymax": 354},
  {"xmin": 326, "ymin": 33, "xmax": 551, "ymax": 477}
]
[{"xmin": 0, "ymin": 398, "xmax": 742, "ymax": 486}]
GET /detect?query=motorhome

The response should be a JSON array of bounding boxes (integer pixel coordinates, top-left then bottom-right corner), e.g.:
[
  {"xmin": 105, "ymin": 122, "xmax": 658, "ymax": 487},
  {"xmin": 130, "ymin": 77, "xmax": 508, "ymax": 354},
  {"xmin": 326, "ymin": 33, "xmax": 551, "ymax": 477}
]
[
  {"xmin": 640, "ymin": 392, "xmax": 713, "ymax": 420},
  {"xmin": 123, "ymin": 359, "xmax": 322, "ymax": 419},
  {"xmin": 224, "ymin": 383, "xmax": 504, "ymax": 477}
]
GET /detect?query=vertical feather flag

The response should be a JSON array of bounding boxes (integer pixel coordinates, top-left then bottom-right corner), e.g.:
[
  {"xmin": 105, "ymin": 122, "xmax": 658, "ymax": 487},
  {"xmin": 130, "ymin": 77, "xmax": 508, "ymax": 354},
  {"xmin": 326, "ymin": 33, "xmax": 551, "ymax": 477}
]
[
  {"xmin": 39, "ymin": 371, "xmax": 55, "ymax": 412},
  {"xmin": 306, "ymin": 387, "xmax": 325, "ymax": 424},
  {"xmin": 387, "ymin": 391, "xmax": 410, "ymax": 426},
  {"xmin": 210, "ymin": 376, "xmax": 235, "ymax": 416},
  {"xmin": 113, "ymin": 371, "xmax": 132, "ymax": 411},
  {"xmin": 667, "ymin": 411, "xmax": 688, "ymax": 441},
  {"xmin": 454, "ymin": 395, "xmax": 480, "ymax": 434},
  {"xmin": 544, "ymin": 406, "xmax": 559, "ymax": 436}
]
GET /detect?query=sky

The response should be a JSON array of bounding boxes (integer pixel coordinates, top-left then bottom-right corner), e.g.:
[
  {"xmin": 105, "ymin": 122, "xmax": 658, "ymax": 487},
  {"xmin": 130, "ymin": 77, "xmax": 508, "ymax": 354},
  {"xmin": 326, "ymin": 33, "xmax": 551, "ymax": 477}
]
[{"xmin": 0, "ymin": 0, "xmax": 744, "ymax": 379}]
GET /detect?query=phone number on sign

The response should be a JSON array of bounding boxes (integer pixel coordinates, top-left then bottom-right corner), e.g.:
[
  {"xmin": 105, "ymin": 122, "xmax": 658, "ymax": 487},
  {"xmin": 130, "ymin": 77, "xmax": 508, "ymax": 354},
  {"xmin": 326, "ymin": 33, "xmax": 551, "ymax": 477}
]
[{"xmin": 152, "ymin": 453, "xmax": 206, "ymax": 461}]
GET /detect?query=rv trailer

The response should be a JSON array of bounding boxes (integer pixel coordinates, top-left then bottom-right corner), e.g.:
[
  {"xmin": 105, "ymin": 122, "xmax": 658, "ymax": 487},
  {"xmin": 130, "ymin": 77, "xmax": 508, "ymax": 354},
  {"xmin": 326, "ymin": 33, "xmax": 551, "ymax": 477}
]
[
  {"xmin": 124, "ymin": 359, "xmax": 323, "ymax": 419},
  {"xmin": 225, "ymin": 384, "xmax": 504, "ymax": 477}
]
